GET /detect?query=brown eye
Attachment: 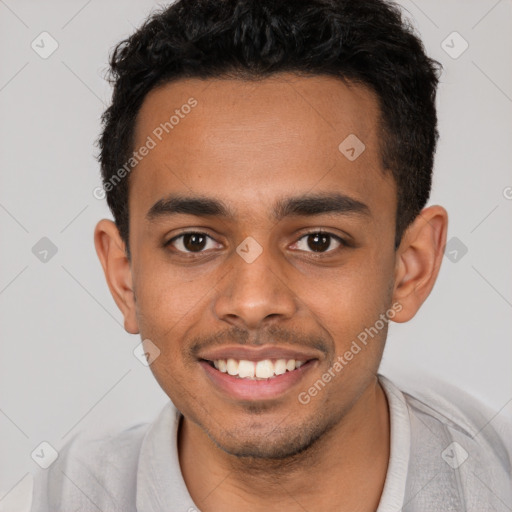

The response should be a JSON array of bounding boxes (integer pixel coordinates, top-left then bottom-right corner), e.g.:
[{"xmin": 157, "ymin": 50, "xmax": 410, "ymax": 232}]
[
  {"xmin": 307, "ymin": 233, "xmax": 331, "ymax": 252},
  {"xmin": 293, "ymin": 232, "xmax": 344, "ymax": 253},
  {"xmin": 166, "ymin": 232, "xmax": 220, "ymax": 253},
  {"xmin": 182, "ymin": 233, "xmax": 207, "ymax": 252}
]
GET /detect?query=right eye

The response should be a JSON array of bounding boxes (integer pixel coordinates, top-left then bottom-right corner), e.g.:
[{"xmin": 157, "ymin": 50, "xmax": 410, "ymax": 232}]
[{"xmin": 165, "ymin": 232, "xmax": 222, "ymax": 254}]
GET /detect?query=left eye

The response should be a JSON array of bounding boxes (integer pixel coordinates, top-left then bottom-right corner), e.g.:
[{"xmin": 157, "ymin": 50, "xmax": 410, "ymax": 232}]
[
  {"xmin": 167, "ymin": 232, "xmax": 220, "ymax": 253},
  {"xmin": 292, "ymin": 232, "xmax": 344, "ymax": 253}
]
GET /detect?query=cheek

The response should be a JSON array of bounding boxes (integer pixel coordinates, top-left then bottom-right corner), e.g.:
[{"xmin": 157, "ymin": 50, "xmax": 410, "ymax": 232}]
[
  {"xmin": 131, "ymin": 263, "xmax": 212, "ymax": 371},
  {"xmin": 134, "ymin": 254, "xmax": 209, "ymax": 322},
  {"xmin": 301, "ymin": 250, "xmax": 394, "ymax": 325},
  {"xmin": 133, "ymin": 268, "xmax": 203, "ymax": 403}
]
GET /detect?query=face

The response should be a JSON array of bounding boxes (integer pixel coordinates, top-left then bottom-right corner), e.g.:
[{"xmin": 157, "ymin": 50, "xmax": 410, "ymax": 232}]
[{"xmin": 123, "ymin": 74, "xmax": 400, "ymax": 458}]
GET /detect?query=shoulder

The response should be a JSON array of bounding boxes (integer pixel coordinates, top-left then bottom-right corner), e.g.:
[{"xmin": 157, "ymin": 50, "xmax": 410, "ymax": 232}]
[
  {"xmin": 396, "ymin": 373, "xmax": 509, "ymax": 442},
  {"xmin": 383, "ymin": 371, "xmax": 511, "ymax": 456},
  {"xmin": 30, "ymin": 410, "xmax": 166, "ymax": 512},
  {"xmin": 380, "ymin": 372, "xmax": 512, "ymax": 509}
]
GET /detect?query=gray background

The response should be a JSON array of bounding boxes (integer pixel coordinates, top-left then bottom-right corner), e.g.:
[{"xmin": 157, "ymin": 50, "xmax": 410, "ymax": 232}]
[{"xmin": 1, "ymin": 0, "xmax": 511, "ymax": 506}]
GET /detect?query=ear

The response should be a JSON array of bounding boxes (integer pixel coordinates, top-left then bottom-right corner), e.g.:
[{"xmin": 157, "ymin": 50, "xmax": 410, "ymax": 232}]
[
  {"xmin": 391, "ymin": 205, "xmax": 448, "ymax": 323},
  {"xmin": 94, "ymin": 219, "xmax": 139, "ymax": 334}
]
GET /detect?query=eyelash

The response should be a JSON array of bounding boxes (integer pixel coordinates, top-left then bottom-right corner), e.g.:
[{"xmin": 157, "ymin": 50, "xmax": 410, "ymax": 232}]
[{"xmin": 164, "ymin": 230, "xmax": 349, "ymax": 256}]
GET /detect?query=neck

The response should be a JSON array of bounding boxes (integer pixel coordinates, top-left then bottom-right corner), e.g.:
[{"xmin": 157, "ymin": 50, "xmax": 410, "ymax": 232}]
[{"xmin": 178, "ymin": 376, "xmax": 390, "ymax": 512}]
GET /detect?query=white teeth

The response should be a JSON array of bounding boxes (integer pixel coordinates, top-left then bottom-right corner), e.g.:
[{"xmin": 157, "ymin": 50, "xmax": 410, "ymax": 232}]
[
  {"xmin": 255, "ymin": 359, "xmax": 274, "ymax": 379},
  {"xmin": 285, "ymin": 359, "xmax": 296, "ymax": 372},
  {"xmin": 274, "ymin": 359, "xmax": 287, "ymax": 375},
  {"xmin": 210, "ymin": 358, "xmax": 306, "ymax": 379},
  {"xmin": 226, "ymin": 358, "xmax": 239, "ymax": 376},
  {"xmin": 238, "ymin": 360, "xmax": 255, "ymax": 378}
]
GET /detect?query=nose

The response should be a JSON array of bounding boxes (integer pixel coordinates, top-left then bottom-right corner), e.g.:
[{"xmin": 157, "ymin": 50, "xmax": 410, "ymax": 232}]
[{"xmin": 212, "ymin": 243, "xmax": 298, "ymax": 331}]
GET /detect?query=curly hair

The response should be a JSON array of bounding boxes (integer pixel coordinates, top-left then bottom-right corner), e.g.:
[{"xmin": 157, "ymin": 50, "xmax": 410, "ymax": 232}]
[{"xmin": 97, "ymin": 0, "xmax": 441, "ymax": 257}]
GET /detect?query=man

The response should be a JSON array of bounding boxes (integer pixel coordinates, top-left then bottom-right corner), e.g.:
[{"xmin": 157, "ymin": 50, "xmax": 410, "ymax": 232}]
[{"xmin": 31, "ymin": 0, "xmax": 512, "ymax": 510}]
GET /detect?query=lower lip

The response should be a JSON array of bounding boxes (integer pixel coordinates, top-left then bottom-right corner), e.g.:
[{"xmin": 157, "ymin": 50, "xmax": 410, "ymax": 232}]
[{"xmin": 200, "ymin": 360, "xmax": 317, "ymax": 401}]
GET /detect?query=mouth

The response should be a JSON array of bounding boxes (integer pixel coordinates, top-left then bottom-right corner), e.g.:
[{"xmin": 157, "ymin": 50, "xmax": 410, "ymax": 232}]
[
  {"xmin": 198, "ymin": 349, "xmax": 319, "ymax": 401},
  {"xmin": 202, "ymin": 357, "xmax": 307, "ymax": 379}
]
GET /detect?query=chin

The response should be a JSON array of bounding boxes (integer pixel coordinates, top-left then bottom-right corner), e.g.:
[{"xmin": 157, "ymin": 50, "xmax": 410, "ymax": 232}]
[{"xmin": 206, "ymin": 416, "xmax": 334, "ymax": 461}]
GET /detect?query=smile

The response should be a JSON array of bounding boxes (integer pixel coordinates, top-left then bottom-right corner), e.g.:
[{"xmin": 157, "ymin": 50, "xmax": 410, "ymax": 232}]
[
  {"xmin": 206, "ymin": 358, "xmax": 306, "ymax": 379},
  {"xmin": 199, "ymin": 356, "xmax": 318, "ymax": 402}
]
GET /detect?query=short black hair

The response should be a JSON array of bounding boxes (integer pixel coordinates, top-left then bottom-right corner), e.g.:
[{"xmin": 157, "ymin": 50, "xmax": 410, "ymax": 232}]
[{"xmin": 98, "ymin": 0, "xmax": 441, "ymax": 257}]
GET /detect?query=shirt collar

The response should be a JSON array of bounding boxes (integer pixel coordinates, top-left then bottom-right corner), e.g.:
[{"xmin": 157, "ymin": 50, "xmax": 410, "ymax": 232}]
[
  {"xmin": 376, "ymin": 373, "xmax": 412, "ymax": 512},
  {"xmin": 136, "ymin": 374, "xmax": 411, "ymax": 511}
]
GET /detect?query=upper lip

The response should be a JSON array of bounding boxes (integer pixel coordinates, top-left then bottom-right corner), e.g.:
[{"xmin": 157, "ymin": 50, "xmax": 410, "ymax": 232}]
[{"xmin": 198, "ymin": 345, "xmax": 322, "ymax": 362}]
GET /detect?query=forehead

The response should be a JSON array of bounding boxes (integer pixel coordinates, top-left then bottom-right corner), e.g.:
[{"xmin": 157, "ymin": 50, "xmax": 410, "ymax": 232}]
[{"xmin": 129, "ymin": 73, "xmax": 395, "ymax": 221}]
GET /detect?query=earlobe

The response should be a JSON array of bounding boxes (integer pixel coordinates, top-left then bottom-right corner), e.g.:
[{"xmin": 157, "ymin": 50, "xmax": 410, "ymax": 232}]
[
  {"xmin": 391, "ymin": 205, "xmax": 448, "ymax": 323},
  {"xmin": 94, "ymin": 219, "xmax": 139, "ymax": 334}
]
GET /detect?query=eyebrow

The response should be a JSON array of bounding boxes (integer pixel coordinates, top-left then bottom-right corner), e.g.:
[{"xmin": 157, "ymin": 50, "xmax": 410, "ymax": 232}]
[{"xmin": 146, "ymin": 192, "xmax": 371, "ymax": 222}]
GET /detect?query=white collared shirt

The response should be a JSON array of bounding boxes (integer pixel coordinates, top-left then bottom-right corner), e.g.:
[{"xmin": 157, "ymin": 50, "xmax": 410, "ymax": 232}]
[{"xmin": 29, "ymin": 373, "xmax": 512, "ymax": 511}]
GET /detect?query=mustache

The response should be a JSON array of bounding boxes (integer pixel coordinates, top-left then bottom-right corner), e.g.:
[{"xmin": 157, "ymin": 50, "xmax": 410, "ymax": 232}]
[{"xmin": 188, "ymin": 324, "xmax": 331, "ymax": 359}]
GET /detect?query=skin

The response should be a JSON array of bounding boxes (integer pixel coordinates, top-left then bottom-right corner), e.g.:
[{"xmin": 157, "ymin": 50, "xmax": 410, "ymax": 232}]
[{"xmin": 94, "ymin": 73, "xmax": 448, "ymax": 512}]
